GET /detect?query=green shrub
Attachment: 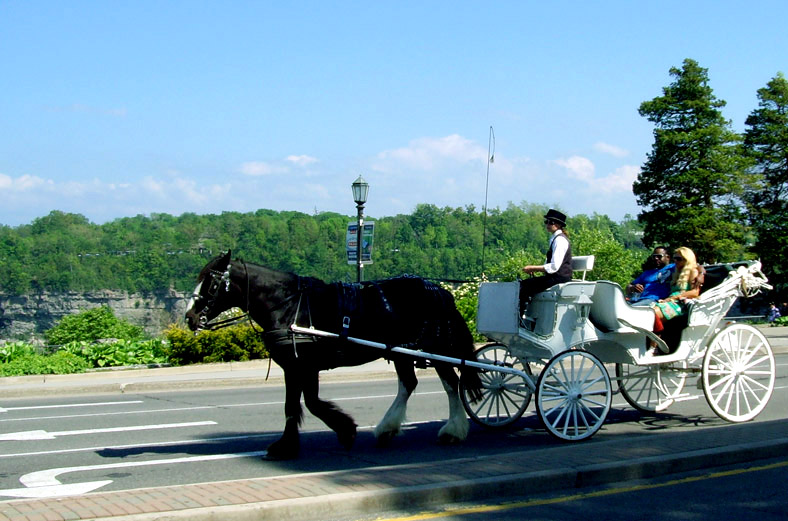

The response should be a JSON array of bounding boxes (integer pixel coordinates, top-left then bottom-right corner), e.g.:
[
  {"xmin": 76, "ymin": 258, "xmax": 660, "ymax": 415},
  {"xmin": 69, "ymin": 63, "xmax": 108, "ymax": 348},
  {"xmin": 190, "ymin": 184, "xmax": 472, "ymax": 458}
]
[
  {"xmin": 0, "ymin": 352, "xmax": 91, "ymax": 376},
  {"xmin": 59, "ymin": 339, "xmax": 170, "ymax": 368},
  {"xmin": 0, "ymin": 341, "xmax": 36, "ymax": 364},
  {"xmin": 166, "ymin": 322, "xmax": 267, "ymax": 365},
  {"xmin": 45, "ymin": 306, "xmax": 144, "ymax": 345}
]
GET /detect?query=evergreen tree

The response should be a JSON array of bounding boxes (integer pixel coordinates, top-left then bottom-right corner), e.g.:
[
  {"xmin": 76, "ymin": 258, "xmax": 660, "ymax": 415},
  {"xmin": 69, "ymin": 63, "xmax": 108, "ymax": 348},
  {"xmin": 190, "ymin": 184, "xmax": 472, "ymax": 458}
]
[
  {"xmin": 743, "ymin": 72, "xmax": 788, "ymax": 294},
  {"xmin": 634, "ymin": 59, "xmax": 753, "ymax": 263}
]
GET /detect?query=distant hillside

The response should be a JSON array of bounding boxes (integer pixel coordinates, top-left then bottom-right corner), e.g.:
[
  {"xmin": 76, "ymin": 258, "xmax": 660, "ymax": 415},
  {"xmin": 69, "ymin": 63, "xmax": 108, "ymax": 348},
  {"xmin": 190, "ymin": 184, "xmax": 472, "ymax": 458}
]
[{"xmin": 0, "ymin": 204, "xmax": 642, "ymax": 297}]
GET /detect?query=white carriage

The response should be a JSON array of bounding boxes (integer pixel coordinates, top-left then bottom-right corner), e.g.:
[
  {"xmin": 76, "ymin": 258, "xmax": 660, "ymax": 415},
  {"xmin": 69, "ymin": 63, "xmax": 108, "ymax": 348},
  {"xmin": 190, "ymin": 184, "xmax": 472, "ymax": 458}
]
[{"xmin": 460, "ymin": 256, "xmax": 776, "ymax": 440}]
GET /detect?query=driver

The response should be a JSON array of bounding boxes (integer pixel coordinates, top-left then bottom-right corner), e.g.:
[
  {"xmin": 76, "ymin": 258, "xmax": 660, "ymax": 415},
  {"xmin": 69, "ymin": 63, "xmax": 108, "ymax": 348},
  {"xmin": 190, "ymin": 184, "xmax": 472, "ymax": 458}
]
[{"xmin": 519, "ymin": 209, "xmax": 573, "ymax": 319}]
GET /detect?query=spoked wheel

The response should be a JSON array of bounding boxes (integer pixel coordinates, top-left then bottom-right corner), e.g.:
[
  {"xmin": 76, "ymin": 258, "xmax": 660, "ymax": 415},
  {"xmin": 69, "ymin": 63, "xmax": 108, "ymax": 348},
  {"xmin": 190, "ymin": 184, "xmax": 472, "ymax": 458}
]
[
  {"xmin": 702, "ymin": 324, "xmax": 775, "ymax": 422},
  {"xmin": 536, "ymin": 350, "xmax": 611, "ymax": 441},
  {"xmin": 616, "ymin": 361, "xmax": 688, "ymax": 412},
  {"xmin": 460, "ymin": 343, "xmax": 533, "ymax": 428}
]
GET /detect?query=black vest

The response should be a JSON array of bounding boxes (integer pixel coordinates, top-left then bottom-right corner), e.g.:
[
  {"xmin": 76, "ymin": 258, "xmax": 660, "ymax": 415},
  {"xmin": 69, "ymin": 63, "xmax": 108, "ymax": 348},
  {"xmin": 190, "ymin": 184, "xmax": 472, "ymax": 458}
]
[{"xmin": 546, "ymin": 232, "xmax": 573, "ymax": 283}]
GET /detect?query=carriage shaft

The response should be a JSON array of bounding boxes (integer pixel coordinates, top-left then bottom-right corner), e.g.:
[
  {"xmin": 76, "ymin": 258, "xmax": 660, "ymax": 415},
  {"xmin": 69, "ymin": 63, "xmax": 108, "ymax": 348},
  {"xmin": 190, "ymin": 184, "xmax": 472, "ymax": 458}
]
[{"xmin": 289, "ymin": 324, "xmax": 535, "ymax": 387}]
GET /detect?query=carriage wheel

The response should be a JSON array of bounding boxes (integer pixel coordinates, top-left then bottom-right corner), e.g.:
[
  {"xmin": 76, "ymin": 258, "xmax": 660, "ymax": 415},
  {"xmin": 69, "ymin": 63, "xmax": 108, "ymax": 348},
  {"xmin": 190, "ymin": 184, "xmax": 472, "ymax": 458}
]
[
  {"xmin": 616, "ymin": 361, "xmax": 688, "ymax": 412},
  {"xmin": 702, "ymin": 324, "xmax": 775, "ymax": 422},
  {"xmin": 460, "ymin": 343, "xmax": 533, "ymax": 428},
  {"xmin": 536, "ymin": 350, "xmax": 611, "ymax": 441}
]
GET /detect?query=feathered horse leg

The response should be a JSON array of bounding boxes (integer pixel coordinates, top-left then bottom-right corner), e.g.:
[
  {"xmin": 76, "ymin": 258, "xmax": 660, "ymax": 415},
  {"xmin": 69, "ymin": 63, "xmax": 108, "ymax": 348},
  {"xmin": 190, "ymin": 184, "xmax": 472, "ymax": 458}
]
[
  {"xmin": 435, "ymin": 364, "xmax": 470, "ymax": 444},
  {"xmin": 375, "ymin": 358, "xmax": 417, "ymax": 447}
]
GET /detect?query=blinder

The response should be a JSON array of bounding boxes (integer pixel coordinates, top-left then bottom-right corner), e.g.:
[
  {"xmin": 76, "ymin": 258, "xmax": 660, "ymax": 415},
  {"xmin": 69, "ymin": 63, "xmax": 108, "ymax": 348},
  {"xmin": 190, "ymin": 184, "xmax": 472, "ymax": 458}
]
[{"xmin": 191, "ymin": 267, "xmax": 232, "ymax": 331}]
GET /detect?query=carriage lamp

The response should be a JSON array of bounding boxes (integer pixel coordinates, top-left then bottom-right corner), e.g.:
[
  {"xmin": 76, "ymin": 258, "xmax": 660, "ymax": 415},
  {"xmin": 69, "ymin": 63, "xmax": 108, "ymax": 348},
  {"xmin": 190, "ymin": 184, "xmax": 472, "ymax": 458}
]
[
  {"xmin": 575, "ymin": 292, "xmax": 593, "ymax": 329},
  {"xmin": 351, "ymin": 175, "xmax": 369, "ymax": 282}
]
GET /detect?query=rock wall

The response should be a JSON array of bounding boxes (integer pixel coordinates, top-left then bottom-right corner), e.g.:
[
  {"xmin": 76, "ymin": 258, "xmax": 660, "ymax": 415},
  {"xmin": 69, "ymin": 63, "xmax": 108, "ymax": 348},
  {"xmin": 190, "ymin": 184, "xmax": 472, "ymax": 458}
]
[{"xmin": 0, "ymin": 290, "xmax": 191, "ymax": 341}]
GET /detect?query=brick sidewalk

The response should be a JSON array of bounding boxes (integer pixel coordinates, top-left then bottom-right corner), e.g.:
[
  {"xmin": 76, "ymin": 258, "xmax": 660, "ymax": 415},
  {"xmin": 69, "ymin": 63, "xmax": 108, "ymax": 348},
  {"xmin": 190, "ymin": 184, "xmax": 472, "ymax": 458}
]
[{"xmin": 2, "ymin": 418, "xmax": 787, "ymax": 521}]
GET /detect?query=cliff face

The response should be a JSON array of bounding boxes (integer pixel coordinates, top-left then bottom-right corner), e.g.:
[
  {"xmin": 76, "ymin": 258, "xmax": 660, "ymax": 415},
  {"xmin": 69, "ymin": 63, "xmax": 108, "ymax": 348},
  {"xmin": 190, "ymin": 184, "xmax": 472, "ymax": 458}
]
[{"xmin": 0, "ymin": 290, "xmax": 191, "ymax": 341}]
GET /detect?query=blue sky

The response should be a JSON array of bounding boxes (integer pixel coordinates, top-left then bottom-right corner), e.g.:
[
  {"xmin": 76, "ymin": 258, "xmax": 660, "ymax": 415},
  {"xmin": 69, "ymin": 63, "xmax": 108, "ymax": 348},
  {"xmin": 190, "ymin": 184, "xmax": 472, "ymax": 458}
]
[{"xmin": 1, "ymin": 1, "xmax": 786, "ymax": 227}]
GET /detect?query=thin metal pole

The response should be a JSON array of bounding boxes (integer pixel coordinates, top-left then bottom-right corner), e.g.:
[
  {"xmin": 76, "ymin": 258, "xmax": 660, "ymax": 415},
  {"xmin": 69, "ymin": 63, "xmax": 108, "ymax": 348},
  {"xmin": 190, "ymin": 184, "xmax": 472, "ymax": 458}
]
[
  {"xmin": 356, "ymin": 203, "xmax": 364, "ymax": 282},
  {"xmin": 482, "ymin": 126, "xmax": 494, "ymax": 275}
]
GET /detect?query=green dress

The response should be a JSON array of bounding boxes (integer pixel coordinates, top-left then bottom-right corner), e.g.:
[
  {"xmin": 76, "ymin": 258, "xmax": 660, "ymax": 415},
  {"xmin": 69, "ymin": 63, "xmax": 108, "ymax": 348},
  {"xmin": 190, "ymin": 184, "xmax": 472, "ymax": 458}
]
[{"xmin": 653, "ymin": 281, "xmax": 691, "ymax": 320}]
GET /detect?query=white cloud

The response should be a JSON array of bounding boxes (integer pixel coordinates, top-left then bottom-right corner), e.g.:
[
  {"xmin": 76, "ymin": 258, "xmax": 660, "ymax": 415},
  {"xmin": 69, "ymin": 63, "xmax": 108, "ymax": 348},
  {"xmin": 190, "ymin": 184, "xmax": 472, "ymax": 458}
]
[
  {"xmin": 142, "ymin": 176, "xmax": 167, "ymax": 196},
  {"xmin": 239, "ymin": 161, "xmax": 292, "ymax": 176},
  {"xmin": 552, "ymin": 156, "xmax": 595, "ymax": 181},
  {"xmin": 0, "ymin": 173, "xmax": 50, "ymax": 191},
  {"xmin": 376, "ymin": 134, "xmax": 487, "ymax": 171},
  {"xmin": 286, "ymin": 155, "xmax": 318, "ymax": 167},
  {"xmin": 591, "ymin": 165, "xmax": 640, "ymax": 193},
  {"xmin": 593, "ymin": 142, "xmax": 629, "ymax": 158}
]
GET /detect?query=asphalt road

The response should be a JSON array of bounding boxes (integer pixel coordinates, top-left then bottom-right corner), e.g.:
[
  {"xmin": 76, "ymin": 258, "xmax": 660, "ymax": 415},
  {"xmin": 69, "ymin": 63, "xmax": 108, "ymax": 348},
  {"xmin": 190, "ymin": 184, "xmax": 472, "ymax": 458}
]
[{"xmin": 1, "ymin": 354, "xmax": 787, "ymax": 501}]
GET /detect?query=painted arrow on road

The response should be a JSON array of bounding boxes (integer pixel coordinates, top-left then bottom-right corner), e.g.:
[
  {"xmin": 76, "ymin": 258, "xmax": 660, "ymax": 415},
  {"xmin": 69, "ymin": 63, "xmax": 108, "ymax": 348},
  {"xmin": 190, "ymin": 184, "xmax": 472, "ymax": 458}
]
[
  {"xmin": 0, "ymin": 421, "xmax": 217, "ymax": 441},
  {"xmin": 0, "ymin": 450, "xmax": 269, "ymax": 498}
]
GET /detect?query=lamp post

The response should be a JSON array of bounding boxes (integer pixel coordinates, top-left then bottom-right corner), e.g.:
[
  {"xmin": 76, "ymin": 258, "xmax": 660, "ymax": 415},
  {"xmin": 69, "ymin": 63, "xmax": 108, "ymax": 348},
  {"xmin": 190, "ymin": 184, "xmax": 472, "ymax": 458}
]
[{"xmin": 351, "ymin": 175, "xmax": 369, "ymax": 282}]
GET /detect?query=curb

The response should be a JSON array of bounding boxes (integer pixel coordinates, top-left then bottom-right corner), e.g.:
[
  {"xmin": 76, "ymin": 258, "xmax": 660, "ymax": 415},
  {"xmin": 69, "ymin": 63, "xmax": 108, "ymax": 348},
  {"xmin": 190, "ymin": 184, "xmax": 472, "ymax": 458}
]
[{"xmin": 74, "ymin": 434, "xmax": 788, "ymax": 521}]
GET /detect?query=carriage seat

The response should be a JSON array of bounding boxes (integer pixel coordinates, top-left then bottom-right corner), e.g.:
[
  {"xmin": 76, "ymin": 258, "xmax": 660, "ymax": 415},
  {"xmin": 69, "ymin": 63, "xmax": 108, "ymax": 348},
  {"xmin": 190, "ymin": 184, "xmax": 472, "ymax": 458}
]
[
  {"xmin": 571, "ymin": 255, "xmax": 594, "ymax": 281},
  {"xmin": 588, "ymin": 280, "xmax": 655, "ymax": 333},
  {"xmin": 532, "ymin": 255, "xmax": 597, "ymax": 300}
]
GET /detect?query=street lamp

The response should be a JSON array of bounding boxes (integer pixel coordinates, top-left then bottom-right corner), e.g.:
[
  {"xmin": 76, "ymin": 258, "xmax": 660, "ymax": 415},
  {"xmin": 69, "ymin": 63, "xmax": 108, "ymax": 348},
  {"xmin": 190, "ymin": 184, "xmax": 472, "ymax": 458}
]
[{"xmin": 351, "ymin": 175, "xmax": 369, "ymax": 282}]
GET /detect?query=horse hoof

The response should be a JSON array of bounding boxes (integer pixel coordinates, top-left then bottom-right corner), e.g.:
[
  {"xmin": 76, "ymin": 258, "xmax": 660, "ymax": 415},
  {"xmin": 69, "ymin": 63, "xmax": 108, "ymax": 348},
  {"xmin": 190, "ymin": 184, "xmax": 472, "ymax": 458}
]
[
  {"xmin": 437, "ymin": 433, "xmax": 462, "ymax": 445},
  {"xmin": 263, "ymin": 448, "xmax": 299, "ymax": 461},
  {"xmin": 375, "ymin": 431, "xmax": 396, "ymax": 448},
  {"xmin": 338, "ymin": 428, "xmax": 357, "ymax": 451},
  {"xmin": 264, "ymin": 440, "xmax": 299, "ymax": 460}
]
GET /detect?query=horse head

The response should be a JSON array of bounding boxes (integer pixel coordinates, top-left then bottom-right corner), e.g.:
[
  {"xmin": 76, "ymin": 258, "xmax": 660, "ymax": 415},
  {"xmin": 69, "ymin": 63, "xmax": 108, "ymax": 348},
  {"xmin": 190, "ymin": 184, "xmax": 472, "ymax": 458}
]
[{"xmin": 185, "ymin": 250, "xmax": 237, "ymax": 331}]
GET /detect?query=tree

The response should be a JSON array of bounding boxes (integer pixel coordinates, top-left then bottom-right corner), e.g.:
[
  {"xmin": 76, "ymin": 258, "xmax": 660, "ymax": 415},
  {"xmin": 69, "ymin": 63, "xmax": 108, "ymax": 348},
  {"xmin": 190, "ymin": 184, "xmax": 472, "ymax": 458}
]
[
  {"xmin": 743, "ymin": 72, "xmax": 788, "ymax": 294},
  {"xmin": 634, "ymin": 59, "xmax": 753, "ymax": 263}
]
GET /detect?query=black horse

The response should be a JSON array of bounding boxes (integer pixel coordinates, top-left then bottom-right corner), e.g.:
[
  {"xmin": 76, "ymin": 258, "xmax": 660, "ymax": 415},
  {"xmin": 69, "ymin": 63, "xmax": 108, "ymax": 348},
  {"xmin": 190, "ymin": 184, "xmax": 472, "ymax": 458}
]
[{"xmin": 185, "ymin": 251, "xmax": 483, "ymax": 460}]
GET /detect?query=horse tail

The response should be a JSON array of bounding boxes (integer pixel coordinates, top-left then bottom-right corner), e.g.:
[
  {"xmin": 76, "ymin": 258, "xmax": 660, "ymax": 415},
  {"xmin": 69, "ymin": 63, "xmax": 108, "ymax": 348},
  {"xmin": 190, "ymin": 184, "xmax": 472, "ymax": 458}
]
[{"xmin": 449, "ymin": 303, "xmax": 484, "ymax": 404}]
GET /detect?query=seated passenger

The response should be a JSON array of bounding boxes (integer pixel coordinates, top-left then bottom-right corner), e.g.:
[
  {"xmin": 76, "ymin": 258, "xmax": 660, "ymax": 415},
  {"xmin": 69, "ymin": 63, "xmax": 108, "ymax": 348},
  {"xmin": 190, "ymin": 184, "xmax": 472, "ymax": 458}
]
[
  {"xmin": 626, "ymin": 246, "xmax": 675, "ymax": 306},
  {"xmin": 650, "ymin": 247, "xmax": 702, "ymax": 353},
  {"xmin": 519, "ymin": 209, "xmax": 573, "ymax": 317}
]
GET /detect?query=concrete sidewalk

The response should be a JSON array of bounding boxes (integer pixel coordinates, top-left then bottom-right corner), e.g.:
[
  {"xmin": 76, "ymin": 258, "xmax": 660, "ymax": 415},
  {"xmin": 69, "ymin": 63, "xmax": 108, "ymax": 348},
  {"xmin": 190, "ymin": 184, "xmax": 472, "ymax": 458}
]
[{"xmin": 0, "ymin": 358, "xmax": 401, "ymax": 399}]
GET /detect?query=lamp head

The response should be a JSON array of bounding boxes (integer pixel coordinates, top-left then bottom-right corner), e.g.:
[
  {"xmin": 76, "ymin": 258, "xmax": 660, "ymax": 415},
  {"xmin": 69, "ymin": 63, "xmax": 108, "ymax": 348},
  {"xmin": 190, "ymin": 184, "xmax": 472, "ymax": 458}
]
[{"xmin": 351, "ymin": 175, "xmax": 369, "ymax": 205}]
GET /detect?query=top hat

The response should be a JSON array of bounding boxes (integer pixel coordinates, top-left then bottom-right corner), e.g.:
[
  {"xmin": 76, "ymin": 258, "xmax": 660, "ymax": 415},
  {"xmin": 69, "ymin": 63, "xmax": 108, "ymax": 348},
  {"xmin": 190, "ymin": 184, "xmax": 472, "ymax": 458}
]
[{"xmin": 544, "ymin": 209, "xmax": 567, "ymax": 226}]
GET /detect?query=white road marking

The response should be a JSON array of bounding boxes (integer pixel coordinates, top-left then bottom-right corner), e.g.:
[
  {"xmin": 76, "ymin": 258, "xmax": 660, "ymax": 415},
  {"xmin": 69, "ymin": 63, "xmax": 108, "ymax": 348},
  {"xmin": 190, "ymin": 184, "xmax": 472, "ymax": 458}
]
[
  {"xmin": 0, "ymin": 421, "xmax": 217, "ymax": 441},
  {"xmin": 0, "ymin": 400, "xmax": 143, "ymax": 414},
  {"xmin": 0, "ymin": 481, "xmax": 114, "ymax": 499},
  {"xmin": 0, "ymin": 391, "xmax": 445, "ymax": 423},
  {"xmin": 0, "ymin": 451, "xmax": 268, "ymax": 498},
  {"xmin": 0, "ymin": 419, "xmax": 438, "ymax": 459}
]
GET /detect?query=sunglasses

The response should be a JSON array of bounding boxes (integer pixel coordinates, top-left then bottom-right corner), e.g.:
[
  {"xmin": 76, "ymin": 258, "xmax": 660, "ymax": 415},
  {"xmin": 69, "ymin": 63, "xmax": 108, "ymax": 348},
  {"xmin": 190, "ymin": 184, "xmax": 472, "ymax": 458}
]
[
  {"xmin": 673, "ymin": 256, "xmax": 684, "ymax": 261},
  {"xmin": 544, "ymin": 219, "xmax": 556, "ymax": 225},
  {"xmin": 652, "ymin": 253, "xmax": 667, "ymax": 258}
]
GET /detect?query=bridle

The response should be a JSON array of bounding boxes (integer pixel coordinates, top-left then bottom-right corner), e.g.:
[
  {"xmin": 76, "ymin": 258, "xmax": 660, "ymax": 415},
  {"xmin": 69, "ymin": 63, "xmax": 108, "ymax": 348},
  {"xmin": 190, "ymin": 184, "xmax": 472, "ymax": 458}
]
[
  {"xmin": 190, "ymin": 266, "xmax": 248, "ymax": 332},
  {"xmin": 190, "ymin": 261, "xmax": 308, "ymax": 333}
]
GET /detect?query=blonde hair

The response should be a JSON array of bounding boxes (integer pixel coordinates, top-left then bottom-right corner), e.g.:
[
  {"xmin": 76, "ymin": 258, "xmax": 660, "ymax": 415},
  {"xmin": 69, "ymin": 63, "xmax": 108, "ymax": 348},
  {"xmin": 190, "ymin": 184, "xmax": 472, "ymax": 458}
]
[{"xmin": 672, "ymin": 246, "xmax": 698, "ymax": 287}]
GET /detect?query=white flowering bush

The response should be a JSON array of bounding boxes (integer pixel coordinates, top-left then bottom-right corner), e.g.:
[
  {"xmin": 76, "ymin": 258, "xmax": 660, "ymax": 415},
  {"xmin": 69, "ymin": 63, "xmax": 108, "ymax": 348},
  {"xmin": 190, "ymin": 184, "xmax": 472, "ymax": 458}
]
[{"xmin": 442, "ymin": 274, "xmax": 488, "ymax": 342}]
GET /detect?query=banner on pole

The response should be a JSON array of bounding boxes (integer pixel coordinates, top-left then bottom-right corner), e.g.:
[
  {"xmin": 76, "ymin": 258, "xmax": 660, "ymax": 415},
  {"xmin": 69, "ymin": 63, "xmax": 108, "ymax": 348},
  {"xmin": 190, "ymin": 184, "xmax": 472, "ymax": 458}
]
[{"xmin": 346, "ymin": 221, "xmax": 374, "ymax": 264}]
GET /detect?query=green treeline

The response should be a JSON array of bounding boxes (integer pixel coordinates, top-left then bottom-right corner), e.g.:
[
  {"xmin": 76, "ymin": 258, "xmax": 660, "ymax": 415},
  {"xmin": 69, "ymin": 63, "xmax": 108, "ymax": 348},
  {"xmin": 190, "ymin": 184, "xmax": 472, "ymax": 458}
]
[{"xmin": 0, "ymin": 204, "xmax": 645, "ymax": 295}]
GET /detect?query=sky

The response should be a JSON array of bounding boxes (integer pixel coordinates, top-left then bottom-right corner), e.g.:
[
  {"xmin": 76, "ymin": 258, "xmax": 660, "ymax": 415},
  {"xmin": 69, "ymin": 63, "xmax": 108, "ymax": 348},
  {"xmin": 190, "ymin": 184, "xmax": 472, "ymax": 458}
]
[{"xmin": 1, "ymin": 1, "xmax": 787, "ymax": 227}]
